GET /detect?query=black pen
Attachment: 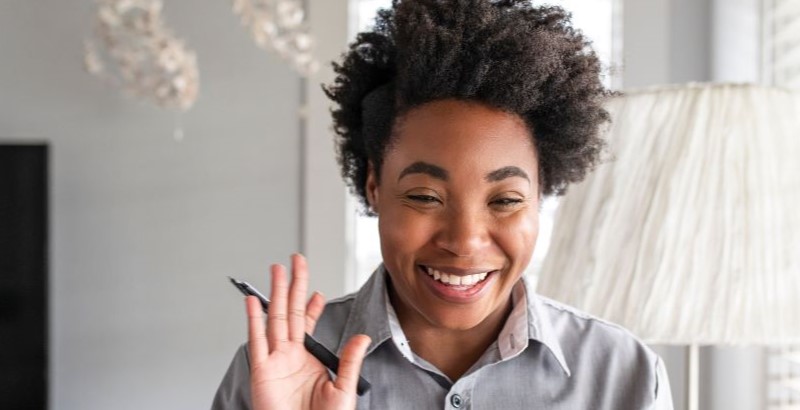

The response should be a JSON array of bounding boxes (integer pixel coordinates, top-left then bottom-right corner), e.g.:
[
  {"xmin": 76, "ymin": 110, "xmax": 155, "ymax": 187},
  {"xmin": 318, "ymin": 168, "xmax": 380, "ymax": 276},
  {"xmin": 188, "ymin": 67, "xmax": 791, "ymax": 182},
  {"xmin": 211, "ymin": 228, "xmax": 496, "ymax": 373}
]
[{"xmin": 228, "ymin": 276, "xmax": 372, "ymax": 396}]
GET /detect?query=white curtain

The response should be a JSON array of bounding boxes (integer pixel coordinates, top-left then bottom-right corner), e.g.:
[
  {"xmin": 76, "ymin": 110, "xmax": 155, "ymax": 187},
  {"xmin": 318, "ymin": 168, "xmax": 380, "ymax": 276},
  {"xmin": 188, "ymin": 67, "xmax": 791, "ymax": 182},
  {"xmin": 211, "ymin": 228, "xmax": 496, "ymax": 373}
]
[{"xmin": 537, "ymin": 83, "xmax": 800, "ymax": 345}]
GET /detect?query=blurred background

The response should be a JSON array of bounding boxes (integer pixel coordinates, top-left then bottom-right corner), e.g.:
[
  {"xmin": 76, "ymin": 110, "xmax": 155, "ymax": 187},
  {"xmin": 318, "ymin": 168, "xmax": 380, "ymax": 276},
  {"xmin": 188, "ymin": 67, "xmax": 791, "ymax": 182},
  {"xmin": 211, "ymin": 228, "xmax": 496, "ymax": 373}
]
[{"xmin": 0, "ymin": 0, "xmax": 797, "ymax": 409}]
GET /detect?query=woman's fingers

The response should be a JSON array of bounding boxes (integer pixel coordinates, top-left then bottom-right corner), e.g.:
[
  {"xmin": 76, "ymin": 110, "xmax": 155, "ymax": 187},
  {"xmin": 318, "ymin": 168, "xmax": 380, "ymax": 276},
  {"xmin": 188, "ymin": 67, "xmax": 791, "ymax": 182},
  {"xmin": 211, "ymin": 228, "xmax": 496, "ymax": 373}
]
[
  {"xmin": 333, "ymin": 335, "xmax": 372, "ymax": 395},
  {"xmin": 246, "ymin": 296, "xmax": 269, "ymax": 366},
  {"xmin": 305, "ymin": 291, "xmax": 325, "ymax": 335},
  {"xmin": 288, "ymin": 254, "xmax": 309, "ymax": 343},
  {"xmin": 267, "ymin": 264, "xmax": 290, "ymax": 349}
]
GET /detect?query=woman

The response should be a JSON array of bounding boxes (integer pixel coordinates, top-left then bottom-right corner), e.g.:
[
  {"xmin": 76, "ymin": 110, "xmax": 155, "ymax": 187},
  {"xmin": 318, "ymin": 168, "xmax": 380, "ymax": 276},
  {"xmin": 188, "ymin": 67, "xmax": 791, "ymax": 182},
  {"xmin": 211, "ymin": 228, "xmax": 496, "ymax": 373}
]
[{"xmin": 213, "ymin": 0, "xmax": 673, "ymax": 408}]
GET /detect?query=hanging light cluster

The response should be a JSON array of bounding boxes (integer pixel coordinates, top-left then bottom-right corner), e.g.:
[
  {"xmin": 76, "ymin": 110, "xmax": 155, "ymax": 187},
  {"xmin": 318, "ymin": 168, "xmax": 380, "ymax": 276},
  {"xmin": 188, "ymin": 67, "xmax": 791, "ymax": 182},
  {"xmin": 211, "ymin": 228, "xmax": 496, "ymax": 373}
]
[
  {"xmin": 84, "ymin": 0, "xmax": 199, "ymax": 111},
  {"xmin": 230, "ymin": 0, "xmax": 319, "ymax": 76}
]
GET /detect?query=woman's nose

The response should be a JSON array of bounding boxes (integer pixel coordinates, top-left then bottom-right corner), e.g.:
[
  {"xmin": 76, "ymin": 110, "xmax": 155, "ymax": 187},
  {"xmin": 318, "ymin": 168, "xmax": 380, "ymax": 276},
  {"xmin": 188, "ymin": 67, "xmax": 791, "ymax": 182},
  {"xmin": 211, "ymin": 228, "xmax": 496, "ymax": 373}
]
[{"xmin": 434, "ymin": 208, "xmax": 491, "ymax": 257}]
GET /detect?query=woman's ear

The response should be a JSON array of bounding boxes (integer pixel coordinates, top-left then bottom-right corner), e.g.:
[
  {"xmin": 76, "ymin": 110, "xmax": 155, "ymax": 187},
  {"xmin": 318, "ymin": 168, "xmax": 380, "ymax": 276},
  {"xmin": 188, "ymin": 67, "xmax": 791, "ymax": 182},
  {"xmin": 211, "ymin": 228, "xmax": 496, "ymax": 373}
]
[{"xmin": 365, "ymin": 162, "xmax": 379, "ymax": 212}]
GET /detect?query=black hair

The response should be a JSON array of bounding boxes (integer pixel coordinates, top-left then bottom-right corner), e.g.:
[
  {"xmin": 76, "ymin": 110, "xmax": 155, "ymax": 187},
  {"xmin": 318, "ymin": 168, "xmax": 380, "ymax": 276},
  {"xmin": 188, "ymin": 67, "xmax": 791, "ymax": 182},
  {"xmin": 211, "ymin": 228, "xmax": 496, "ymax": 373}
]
[{"xmin": 324, "ymin": 0, "xmax": 609, "ymax": 214}]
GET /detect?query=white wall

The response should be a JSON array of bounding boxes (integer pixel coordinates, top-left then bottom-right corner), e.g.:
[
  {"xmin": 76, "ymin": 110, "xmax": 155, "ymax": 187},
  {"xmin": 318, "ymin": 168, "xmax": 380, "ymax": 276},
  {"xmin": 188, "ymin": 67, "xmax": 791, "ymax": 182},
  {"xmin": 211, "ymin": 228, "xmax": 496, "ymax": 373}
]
[
  {"xmin": 0, "ymin": 0, "xmax": 305, "ymax": 408},
  {"xmin": 302, "ymin": 0, "xmax": 353, "ymax": 297}
]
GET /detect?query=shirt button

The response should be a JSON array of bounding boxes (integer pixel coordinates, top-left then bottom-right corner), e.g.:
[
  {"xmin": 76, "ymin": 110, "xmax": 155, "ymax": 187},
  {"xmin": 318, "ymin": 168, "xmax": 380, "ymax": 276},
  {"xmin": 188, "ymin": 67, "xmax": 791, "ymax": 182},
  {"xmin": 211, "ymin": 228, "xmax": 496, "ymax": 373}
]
[{"xmin": 450, "ymin": 393, "xmax": 463, "ymax": 408}]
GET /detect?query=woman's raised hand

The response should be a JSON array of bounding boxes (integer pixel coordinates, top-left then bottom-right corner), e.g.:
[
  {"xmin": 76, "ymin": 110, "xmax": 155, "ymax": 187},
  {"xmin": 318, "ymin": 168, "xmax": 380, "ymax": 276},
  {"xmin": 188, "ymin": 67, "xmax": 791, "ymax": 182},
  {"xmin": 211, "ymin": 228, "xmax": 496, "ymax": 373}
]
[{"xmin": 246, "ymin": 254, "xmax": 371, "ymax": 410}]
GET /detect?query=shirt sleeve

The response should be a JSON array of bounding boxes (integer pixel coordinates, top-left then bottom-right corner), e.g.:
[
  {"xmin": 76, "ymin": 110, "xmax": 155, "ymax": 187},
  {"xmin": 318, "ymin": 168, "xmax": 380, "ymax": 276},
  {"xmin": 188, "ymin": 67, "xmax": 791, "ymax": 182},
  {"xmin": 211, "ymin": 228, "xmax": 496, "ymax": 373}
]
[
  {"xmin": 650, "ymin": 355, "xmax": 675, "ymax": 410},
  {"xmin": 211, "ymin": 343, "xmax": 252, "ymax": 410}
]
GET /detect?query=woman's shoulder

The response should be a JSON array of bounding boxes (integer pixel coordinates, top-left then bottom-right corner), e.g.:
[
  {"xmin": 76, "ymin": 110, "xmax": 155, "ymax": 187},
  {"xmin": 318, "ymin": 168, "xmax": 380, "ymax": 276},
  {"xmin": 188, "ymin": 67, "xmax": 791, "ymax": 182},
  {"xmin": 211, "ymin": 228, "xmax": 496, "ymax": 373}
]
[
  {"xmin": 531, "ymin": 292, "xmax": 662, "ymax": 380},
  {"xmin": 537, "ymin": 293, "xmax": 655, "ymax": 351},
  {"xmin": 524, "ymin": 292, "xmax": 671, "ymax": 408}
]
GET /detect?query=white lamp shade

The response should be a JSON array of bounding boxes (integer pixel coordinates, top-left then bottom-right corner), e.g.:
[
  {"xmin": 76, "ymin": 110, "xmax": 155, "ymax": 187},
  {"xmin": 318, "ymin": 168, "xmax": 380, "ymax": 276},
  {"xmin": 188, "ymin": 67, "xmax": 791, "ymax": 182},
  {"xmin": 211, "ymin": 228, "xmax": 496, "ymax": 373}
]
[{"xmin": 536, "ymin": 83, "xmax": 800, "ymax": 345}]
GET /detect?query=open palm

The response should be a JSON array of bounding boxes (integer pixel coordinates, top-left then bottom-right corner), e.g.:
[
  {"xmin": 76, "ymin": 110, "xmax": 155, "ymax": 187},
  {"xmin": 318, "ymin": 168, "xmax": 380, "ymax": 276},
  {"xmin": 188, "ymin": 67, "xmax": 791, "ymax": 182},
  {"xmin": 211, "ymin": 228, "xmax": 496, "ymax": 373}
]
[{"xmin": 245, "ymin": 254, "xmax": 371, "ymax": 410}]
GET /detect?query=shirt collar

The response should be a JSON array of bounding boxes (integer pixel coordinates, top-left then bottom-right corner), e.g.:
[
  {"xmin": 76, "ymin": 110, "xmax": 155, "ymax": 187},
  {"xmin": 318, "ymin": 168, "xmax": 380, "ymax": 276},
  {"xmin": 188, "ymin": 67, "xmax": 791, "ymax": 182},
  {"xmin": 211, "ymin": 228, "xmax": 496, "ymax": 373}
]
[
  {"xmin": 338, "ymin": 264, "xmax": 571, "ymax": 377},
  {"xmin": 337, "ymin": 265, "xmax": 394, "ymax": 356},
  {"xmin": 521, "ymin": 275, "xmax": 572, "ymax": 377}
]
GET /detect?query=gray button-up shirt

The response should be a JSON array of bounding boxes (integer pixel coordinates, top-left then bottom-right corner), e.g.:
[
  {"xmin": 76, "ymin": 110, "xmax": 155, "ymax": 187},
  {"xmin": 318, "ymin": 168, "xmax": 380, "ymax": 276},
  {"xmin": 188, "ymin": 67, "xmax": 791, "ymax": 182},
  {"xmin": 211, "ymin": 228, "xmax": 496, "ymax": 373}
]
[{"xmin": 212, "ymin": 266, "xmax": 673, "ymax": 409}]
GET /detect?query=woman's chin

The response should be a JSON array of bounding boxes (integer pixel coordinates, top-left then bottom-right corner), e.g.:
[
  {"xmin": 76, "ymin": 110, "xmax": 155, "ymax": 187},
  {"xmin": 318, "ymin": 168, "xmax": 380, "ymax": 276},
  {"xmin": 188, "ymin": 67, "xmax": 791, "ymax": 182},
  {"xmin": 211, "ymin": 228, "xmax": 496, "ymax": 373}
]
[{"xmin": 422, "ymin": 305, "xmax": 496, "ymax": 331}]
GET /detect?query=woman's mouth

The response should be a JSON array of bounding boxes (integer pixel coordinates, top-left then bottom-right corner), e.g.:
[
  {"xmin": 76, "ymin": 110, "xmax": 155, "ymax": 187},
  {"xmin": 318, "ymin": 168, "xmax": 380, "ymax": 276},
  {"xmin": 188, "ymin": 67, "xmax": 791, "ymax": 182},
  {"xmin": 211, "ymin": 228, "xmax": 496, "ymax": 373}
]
[
  {"xmin": 418, "ymin": 265, "xmax": 498, "ymax": 303},
  {"xmin": 423, "ymin": 266, "xmax": 490, "ymax": 286}
]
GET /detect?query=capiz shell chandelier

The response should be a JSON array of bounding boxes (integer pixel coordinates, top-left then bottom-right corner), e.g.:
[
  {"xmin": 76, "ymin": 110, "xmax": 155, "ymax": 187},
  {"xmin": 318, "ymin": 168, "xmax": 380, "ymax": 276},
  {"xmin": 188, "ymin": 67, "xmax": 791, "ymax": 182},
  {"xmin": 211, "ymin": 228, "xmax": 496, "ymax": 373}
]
[
  {"xmin": 84, "ymin": 0, "xmax": 199, "ymax": 111},
  {"xmin": 231, "ymin": 0, "xmax": 319, "ymax": 76}
]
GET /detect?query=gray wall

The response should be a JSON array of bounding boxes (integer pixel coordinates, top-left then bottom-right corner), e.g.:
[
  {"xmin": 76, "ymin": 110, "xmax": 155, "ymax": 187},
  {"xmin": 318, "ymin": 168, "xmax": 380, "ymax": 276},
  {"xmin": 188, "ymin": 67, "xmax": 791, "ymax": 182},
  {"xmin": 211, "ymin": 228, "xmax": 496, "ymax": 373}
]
[
  {"xmin": 622, "ymin": 0, "xmax": 712, "ymax": 88},
  {"xmin": 1, "ymin": 0, "xmax": 303, "ymax": 408}
]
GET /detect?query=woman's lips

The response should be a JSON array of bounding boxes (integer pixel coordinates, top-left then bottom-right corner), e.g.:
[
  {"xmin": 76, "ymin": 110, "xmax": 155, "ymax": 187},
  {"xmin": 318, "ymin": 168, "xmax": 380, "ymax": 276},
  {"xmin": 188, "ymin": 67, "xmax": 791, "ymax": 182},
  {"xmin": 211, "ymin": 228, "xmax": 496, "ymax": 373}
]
[{"xmin": 418, "ymin": 265, "xmax": 498, "ymax": 303}]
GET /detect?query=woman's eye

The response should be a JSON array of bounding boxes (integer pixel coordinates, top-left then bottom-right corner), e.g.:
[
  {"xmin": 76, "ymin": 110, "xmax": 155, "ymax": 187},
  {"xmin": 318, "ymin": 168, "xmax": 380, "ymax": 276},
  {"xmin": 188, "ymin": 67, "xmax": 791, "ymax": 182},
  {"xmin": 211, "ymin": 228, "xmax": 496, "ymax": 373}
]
[
  {"xmin": 491, "ymin": 198, "xmax": 524, "ymax": 208},
  {"xmin": 407, "ymin": 194, "xmax": 439, "ymax": 203}
]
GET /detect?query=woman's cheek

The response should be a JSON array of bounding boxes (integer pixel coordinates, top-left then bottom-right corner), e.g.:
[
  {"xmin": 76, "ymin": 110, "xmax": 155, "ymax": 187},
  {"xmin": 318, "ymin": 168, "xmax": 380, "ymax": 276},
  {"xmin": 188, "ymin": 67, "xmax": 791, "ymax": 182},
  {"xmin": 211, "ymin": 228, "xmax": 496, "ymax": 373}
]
[
  {"xmin": 379, "ymin": 214, "xmax": 419, "ymax": 273},
  {"xmin": 498, "ymin": 210, "xmax": 539, "ymax": 261},
  {"xmin": 383, "ymin": 208, "xmax": 437, "ymax": 249}
]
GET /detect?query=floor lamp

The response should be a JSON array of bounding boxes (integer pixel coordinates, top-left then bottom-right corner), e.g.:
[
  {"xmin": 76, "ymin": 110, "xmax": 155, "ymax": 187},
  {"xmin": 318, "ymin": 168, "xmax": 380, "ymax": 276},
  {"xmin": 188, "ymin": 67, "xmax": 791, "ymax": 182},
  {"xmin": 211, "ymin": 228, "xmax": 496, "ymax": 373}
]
[{"xmin": 536, "ymin": 83, "xmax": 800, "ymax": 410}]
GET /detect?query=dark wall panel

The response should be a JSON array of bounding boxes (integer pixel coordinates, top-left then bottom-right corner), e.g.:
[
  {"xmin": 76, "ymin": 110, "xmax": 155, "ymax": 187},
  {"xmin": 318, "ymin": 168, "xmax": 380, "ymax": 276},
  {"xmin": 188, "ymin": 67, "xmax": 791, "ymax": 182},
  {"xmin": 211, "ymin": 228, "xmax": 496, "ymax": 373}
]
[{"xmin": 0, "ymin": 145, "xmax": 48, "ymax": 409}]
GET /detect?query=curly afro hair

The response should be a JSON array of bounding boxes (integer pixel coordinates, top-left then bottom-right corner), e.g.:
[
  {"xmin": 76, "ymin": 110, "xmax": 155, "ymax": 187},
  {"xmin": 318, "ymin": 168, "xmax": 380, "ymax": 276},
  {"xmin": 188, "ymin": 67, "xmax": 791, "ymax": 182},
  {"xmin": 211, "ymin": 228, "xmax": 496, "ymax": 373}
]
[{"xmin": 324, "ymin": 0, "xmax": 609, "ymax": 214}]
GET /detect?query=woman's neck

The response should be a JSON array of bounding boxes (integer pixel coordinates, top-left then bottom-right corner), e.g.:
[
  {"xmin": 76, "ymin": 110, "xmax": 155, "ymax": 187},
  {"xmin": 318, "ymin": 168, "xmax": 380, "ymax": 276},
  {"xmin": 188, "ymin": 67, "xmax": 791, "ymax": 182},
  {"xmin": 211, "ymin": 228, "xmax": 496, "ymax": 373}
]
[{"xmin": 387, "ymin": 283, "xmax": 513, "ymax": 381}]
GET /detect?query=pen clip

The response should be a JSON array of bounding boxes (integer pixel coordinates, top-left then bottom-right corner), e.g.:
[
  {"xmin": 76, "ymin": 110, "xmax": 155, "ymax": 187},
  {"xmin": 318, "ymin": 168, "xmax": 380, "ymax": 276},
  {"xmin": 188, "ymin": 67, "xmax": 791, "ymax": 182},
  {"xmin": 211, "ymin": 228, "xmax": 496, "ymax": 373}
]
[
  {"xmin": 228, "ymin": 276, "xmax": 249, "ymax": 293},
  {"xmin": 228, "ymin": 276, "xmax": 271, "ymax": 312}
]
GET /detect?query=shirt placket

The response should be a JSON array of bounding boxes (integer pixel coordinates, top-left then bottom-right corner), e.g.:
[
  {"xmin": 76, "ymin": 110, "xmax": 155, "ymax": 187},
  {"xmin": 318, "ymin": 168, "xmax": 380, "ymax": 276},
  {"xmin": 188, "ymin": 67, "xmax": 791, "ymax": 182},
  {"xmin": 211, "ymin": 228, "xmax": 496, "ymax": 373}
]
[{"xmin": 443, "ymin": 373, "xmax": 476, "ymax": 410}]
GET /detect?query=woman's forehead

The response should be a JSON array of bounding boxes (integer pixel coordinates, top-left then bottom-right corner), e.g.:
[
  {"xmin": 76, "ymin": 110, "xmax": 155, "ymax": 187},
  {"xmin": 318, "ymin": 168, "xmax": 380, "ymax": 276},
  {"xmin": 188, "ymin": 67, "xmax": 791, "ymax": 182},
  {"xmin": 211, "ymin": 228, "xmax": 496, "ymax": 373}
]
[
  {"xmin": 392, "ymin": 100, "xmax": 534, "ymax": 153},
  {"xmin": 396, "ymin": 99, "xmax": 530, "ymax": 133},
  {"xmin": 385, "ymin": 100, "xmax": 538, "ymax": 173}
]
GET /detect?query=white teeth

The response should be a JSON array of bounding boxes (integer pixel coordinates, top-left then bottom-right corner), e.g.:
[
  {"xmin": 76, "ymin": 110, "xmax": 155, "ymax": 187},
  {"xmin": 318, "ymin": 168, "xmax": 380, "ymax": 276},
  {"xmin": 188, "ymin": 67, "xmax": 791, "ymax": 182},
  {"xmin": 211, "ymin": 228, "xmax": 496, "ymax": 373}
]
[{"xmin": 424, "ymin": 267, "xmax": 491, "ymax": 287}]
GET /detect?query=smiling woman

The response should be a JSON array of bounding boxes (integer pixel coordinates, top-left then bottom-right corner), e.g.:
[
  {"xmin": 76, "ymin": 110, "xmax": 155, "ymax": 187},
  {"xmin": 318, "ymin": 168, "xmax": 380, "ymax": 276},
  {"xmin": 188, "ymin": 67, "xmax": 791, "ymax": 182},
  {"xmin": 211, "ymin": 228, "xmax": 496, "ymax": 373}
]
[
  {"xmin": 365, "ymin": 100, "xmax": 540, "ymax": 380},
  {"xmin": 212, "ymin": 1, "xmax": 673, "ymax": 409}
]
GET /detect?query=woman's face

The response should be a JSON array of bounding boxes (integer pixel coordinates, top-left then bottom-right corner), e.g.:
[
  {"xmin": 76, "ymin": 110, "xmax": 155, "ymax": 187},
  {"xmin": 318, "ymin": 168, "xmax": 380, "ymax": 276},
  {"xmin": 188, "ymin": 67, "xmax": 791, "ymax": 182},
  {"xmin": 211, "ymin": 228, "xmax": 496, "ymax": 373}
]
[{"xmin": 366, "ymin": 99, "xmax": 540, "ymax": 331}]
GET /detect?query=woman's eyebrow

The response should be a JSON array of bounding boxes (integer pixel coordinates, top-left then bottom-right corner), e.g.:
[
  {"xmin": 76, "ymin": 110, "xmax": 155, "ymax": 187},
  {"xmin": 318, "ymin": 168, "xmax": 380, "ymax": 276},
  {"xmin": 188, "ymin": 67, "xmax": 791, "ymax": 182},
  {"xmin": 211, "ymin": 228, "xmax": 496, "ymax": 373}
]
[
  {"xmin": 398, "ymin": 161, "xmax": 449, "ymax": 181},
  {"xmin": 485, "ymin": 166, "xmax": 530, "ymax": 182}
]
